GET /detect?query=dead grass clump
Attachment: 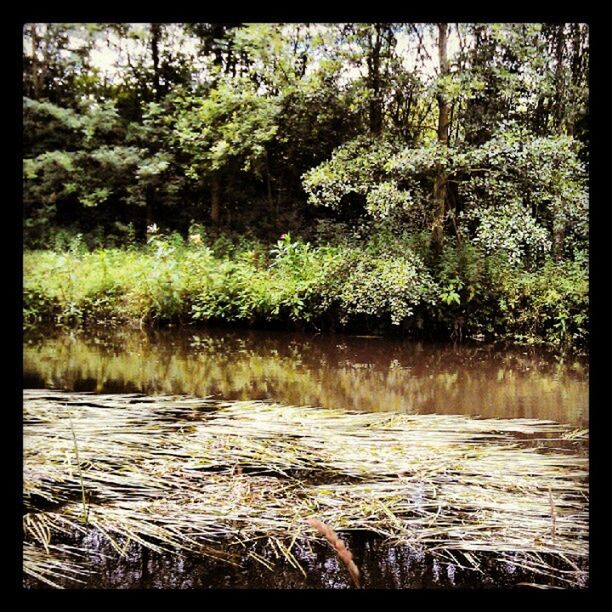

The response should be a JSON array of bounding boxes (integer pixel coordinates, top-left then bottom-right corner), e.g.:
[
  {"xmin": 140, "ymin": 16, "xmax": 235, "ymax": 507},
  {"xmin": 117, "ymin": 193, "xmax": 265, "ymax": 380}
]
[{"xmin": 23, "ymin": 390, "xmax": 588, "ymax": 588}]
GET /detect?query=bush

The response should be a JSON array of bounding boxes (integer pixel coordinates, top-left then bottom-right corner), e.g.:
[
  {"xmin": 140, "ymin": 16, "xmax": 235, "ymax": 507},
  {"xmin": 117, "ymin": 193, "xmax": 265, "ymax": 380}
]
[
  {"xmin": 23, "ymin": 231, "xmax": 588, "ymax": 350},
  {"xmin": 323, "ymin": 249, "xmax": 436, "ymax": 327},
  {"xmin": 494, "ymin": 253, "xmax": 588, "ymax": 347},
  {"xmin": 23, "ymin": 286, "xmax": 62, "ymax": 329}
]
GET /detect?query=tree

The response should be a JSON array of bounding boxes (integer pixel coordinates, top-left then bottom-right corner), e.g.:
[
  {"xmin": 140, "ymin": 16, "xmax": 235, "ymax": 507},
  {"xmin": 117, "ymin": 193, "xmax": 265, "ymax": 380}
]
[
  {"xmin": 171, "ymin": 78, "xmax": 280, "ymax": 225},
  {"xmin": 25, "ymin": 24, "xmax": 118, "ymax": 108},
  {"xmin": 431, "ymin": 23, "xmax": 451, "ymax": 253},
  {"xmin": 22, "ymin": 22, "xmax": 589, "ymax": 256}
]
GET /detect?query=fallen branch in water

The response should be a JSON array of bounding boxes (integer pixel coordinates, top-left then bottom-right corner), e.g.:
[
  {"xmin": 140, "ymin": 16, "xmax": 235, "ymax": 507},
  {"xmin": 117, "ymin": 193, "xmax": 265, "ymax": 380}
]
[{"xmin": 307, "ymin": 518, "xmax": 360, "ymax": 588}]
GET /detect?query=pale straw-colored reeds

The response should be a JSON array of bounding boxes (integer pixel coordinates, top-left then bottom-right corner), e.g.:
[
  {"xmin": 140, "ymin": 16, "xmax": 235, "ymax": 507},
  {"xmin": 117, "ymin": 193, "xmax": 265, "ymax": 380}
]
[{"xmin": 23, "ymin": 390, "xmax": 588, "ymax": 588}]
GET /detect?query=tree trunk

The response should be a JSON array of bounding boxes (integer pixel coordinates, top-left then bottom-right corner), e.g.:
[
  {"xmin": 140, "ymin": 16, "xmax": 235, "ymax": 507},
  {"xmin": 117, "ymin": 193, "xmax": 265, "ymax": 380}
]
[
  {"xmin": 150, "ymin": 23, "xmax": 162, "ymax": 102},
  {"xmin": 552, "ymin": 214, "xmax": 565, "ymax": 262},
  {"xmin": 41, "ymin": 25, "xmax": 50, "ymax": 95},
  {"xmin": 265, "ymin": 149, "xmax": 274, "ymax": 215},
  {"xmin": 208, "ymin": 27, "xmax": 225, "ymax": 226},
  {"xmin": 368, "ymin": 24, "xmax": 383, "ymax": 136},
  {"xmin": 431, "ymin": 23, "xmax": 451, "ymax": 253},
  {"xmin": 276, "ymin": 179, "xmax": 282, "ymax": 229},
  {"xmin": 567, "ymin": 23, "xmax": 587, "ymax": 138},
  {"xmin": 553, "ymin": 24, "xmax": 567, "ymax": 134},
  {"xmin": 30, "ymin": 24, "xmax": 50, "ymax": 99},
  {"xmin": 146, "ymin": 202, "xmax": 154, "ymax": 228},
  {"xmin": 211, "ymin": 176, "xmax": 221, "ymax": 224},
  {"xmin": 552, "ymin": 195, "xmax": 566, "ymax": 262},
  {"xmin": 145, "ymin": 185, "xmax": 155, "ymax": 228},
  {"xmin": 551, "ymin": 25, "xmax": 568, "ymax": 256},
  {"xmin": 29, "ymin": 24, "xmax": 41, "ymax": 99}
]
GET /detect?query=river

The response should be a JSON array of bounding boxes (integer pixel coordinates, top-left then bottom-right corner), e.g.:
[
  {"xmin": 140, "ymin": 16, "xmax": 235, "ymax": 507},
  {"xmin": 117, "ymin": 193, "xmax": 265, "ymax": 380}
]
[
  {"xmin": 24, "ymin": 327, "xmax": 588, "ymax": 426},
  {"xmin": 22, "ymin": 327, "xmax": 589, "ymax": 589}
]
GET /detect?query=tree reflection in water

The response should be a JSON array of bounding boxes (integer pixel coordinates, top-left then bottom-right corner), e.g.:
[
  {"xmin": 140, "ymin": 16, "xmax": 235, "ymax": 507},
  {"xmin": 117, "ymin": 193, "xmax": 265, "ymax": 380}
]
[{"xmin": 24, "ymin": 327, "xmax": 588, "ymax": 426}]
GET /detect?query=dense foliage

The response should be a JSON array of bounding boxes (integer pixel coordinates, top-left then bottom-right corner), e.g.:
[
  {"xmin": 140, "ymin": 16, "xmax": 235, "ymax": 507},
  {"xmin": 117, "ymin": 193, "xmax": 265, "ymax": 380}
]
[
  {"xmin": 23, "ymin": 23, "xmax": 589, "ymax": 349},
  {"xmin": 24, "ymin": 228, "xmax": 588, "ymax": 349}
]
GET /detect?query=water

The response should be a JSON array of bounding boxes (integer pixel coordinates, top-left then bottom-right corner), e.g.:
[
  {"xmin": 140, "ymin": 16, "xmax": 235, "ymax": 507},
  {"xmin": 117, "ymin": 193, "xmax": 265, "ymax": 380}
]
[
  {"xmin": 23, "ymin": 532, "xmax": 564, "ymax": 589},
  {"xmin": 24, "ymin": 327, "xmax": 588, "ymax": 426},
  {"xmin": 22, "ymin": 327, "xmax": 589, "ymax": 589}
]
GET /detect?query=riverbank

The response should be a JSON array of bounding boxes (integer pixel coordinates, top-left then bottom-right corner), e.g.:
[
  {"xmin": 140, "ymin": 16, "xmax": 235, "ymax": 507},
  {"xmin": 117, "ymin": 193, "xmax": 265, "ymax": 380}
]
[{"xmin": 23, "ymin": 233, "xmax": 589, "ymax": 350}]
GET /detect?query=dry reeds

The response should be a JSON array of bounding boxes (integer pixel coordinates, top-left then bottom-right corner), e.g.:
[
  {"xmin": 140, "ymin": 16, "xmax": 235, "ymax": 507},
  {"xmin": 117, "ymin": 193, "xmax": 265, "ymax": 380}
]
[
  {"xmin": 549, "ymin": 487, "xmax": 557, "ymax": 542},
  {"xmin": 23, "ymin": 390, "xmax": 589, "ymax": 588},
  {"xmin": 22, "ymin": 542, "xmax": 93, "ymax": 588}
]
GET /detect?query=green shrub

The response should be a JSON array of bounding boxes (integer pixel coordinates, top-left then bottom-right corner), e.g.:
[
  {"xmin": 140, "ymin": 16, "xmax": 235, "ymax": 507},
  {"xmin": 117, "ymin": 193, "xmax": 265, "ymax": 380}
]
[
  {"xmin": 495, "ymin": 253, "xmax": 588, "ymax": 347},
  {"xmin": 23, "ymin": 285, "xmax": 62, "ymax": 329},
  {"xmin": 327, "ymin": 250, "xmax": 436, "ymax": 326},
  {"xmin": 23, "ymin": 231, "xmax": 588, "ymax": 350}
]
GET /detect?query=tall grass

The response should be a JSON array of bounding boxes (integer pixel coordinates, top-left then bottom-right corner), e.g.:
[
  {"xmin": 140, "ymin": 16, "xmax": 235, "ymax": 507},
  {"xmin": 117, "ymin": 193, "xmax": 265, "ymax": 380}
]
[
  {"xmin": 23, "ymin": 236, "xmax": 436, "ymax": 333},
  {"xmin": 23, "ymin": 232, "xmax": 589, "ymax": 348}
]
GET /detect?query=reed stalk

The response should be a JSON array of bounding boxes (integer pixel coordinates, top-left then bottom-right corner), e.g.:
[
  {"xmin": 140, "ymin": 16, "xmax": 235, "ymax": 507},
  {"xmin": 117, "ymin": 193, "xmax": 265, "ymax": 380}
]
[{"xmin": 68, "ymin": 412, "xmax": 89, "ymax": 523}]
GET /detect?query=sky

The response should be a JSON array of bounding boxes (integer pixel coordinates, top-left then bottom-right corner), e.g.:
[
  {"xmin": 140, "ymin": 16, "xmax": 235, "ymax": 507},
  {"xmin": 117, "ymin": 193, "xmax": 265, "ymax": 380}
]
[{"xmin": 24, "ymin": 23, "xmax": 465, "ymax": 86}]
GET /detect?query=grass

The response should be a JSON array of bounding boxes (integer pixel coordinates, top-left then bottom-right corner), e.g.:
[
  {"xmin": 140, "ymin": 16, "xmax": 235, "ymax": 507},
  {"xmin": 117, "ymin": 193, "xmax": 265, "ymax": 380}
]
[
  {"xmin": 23, "ymin": 233, "xmax": 589, "ymax": 349},
  {"xmin": 67, "ymin": 412, "xmax": 89, "ymax": 523},
  {"xmin": 23, "ymin": 390, "xmax": 589, "ymax": 588}
]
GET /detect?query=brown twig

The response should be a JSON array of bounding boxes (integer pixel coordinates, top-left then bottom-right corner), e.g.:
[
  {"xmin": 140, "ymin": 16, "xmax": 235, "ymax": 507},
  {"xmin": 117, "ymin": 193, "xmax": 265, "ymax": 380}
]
[
  {"xmin": 307, "ymin": 518, "xmax": 361, "ymax": 588},
  {"xmin": 548, "ymin": 487, "xmax": 557, "ymax": 542}
]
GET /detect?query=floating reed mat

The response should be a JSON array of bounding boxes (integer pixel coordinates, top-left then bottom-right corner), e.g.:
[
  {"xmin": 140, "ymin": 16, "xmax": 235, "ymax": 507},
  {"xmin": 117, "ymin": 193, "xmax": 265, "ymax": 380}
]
[{"xmin": 23, "ymin": 390, "xmax": 589, "ymax": 588}]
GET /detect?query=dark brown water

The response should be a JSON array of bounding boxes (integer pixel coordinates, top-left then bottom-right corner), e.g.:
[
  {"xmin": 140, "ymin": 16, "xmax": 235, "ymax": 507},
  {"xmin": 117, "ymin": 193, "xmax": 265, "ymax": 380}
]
[
  {"xmin": 24, "ymin": 531, "xmax": 584, "ymax": 590},
  {"xmin": 23, "ymin": 327, "xmax": 588, "ymax": 426}
]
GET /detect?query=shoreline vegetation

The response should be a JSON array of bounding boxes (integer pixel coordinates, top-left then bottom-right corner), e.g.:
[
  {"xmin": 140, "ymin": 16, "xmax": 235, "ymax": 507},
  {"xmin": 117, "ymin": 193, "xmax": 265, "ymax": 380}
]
[
  {"xmin": 23, "ymin": 23, "xmax": 589, "ymax": 355},
  {"xmin": 23, "ymin": 229, "xmax": 588, "ymax": 352},
  {"xmin": 23, "ymin": 390, "xmax": 589, "ymax": 589}
]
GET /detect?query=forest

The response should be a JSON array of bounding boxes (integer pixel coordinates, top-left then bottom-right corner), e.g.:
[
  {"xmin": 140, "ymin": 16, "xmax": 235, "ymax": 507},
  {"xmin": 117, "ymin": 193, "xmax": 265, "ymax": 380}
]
[{"xmin": 23, "ymin": 23, "xmax": 589, "ymax": 349}]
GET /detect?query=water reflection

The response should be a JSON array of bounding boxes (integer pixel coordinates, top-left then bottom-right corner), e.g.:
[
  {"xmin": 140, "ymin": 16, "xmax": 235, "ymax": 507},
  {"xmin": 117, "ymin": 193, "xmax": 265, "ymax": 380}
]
[{"xmin": 23, "ymin": 327, "xmax": 588, "ymax": 426}]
